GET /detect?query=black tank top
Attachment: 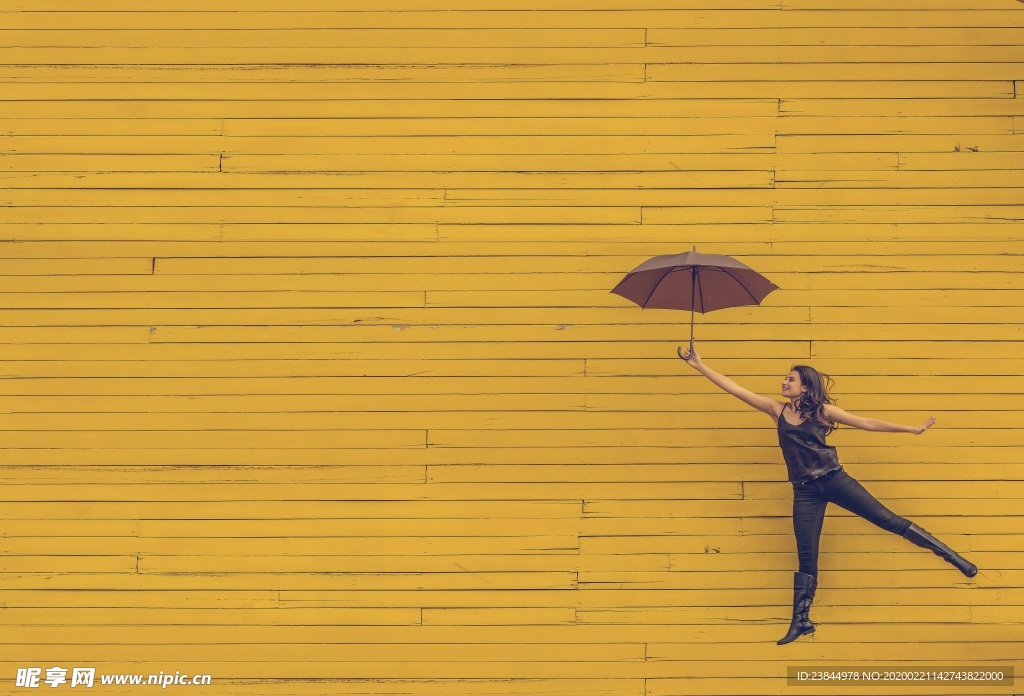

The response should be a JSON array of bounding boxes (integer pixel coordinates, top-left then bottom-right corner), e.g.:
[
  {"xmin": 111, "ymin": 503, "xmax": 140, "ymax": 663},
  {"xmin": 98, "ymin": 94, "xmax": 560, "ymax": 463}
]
[{"xmin": 777, "ymin": 407, "xmax": 841, "ymax": 484}]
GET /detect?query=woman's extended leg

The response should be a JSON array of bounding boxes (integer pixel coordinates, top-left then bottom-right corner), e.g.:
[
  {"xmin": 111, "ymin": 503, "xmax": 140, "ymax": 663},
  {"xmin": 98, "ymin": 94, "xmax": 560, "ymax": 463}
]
[
  {"xmin": 821, "ymin": 471, "xmax": 977, "ymax": 577},
  {"xmin": 902, "ymin": 523, "xmax": 978, "ymax": 577},
  {"xmin": 819, "ymin": 470, "xmax": 911, "ymax": 536}
]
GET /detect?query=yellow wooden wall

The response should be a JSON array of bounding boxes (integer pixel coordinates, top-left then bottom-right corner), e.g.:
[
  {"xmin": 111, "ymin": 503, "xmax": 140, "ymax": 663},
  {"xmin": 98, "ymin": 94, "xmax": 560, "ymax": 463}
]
[{"xmin": 1, "ymin": 1, "xmax": 1023, "ymax": 694}]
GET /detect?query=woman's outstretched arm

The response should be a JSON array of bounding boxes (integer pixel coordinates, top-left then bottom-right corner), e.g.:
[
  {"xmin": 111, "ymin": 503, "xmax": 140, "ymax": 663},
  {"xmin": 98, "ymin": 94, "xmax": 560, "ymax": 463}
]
[
  {"xmin": 823, "ymin": 404, "xmax": 936, "ymax": 435},
  {"xmin": 678, "ymin": 346, "xmax": 780, "ymax": 417}
]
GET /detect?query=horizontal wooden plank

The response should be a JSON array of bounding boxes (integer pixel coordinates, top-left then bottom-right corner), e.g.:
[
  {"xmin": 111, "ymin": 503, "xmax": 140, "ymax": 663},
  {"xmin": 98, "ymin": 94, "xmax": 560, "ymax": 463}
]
[
  {"xmin": 748, "ymin": 480, "xmax": 1024, "ymax": 500},
  {"xmin": 0, "ymin": 268, "xmax": 1021, "ymax": 292},
  {"xmin": 899, "ymin": 152, "xmax": 1024, "ymax": 170},
  {"xmin": 0, "ymin": 458, "xmax": 1019, "ymax": 483},
  {"xmin": 0, "ymin": 77, "xmax": 1006, "ymax": 100},
  {"xmin": 2, "ymin": 8, "xmax": 1023, "ymax": 29},
  {"xmin": 0, "ymin": 481, "xmax": 737, "ymax": 502},
  {"xmin": 0, "ymin": 94, "xmax": 768, "ymax": 117},
  {"xmin": 0, "ymin": 220, "xmax": 439, "ymax": 242},
  {"xmin": 812, "ymin": 339, "xmax": 1023, "ymax": 358},
  {"xmin": 0, "ymin": 327, "xmax": 148, "ymax": 343},
  {"xmin": 0, "ymin": 518, "xmax": 585, "ymax": 538},
  {"xmin": 0, "ymin": 584, "xmax": 1011, "ymax": 610},
  {"xmin": 216, "ymin": 116, "xmax": 774, "ymax": 137},
  {"xmin": 0, "ymin": 443, "xmax": 1017, "ymax": 466},
  {"xmin": 780, "ymin": 98, "xmax": 1024, "ymax": 117},
  {"xmin": 428, "ymin": 288, "xmax": 1019, "ymax": 307},
  {"xmin": 10, "ymin": 187, "xmax": 1024, "ymax": 208},
  {"xmin": 0, "ymin": 643, "xmax": 981, "ymax": 671},
  {"xmin": 0, "ymin": 570, "xmax": 582, "ymax": 592},
  {"xmin": 645, "ymin": 675, "xmax": 1009, "ymax": 696},
  {"xmin": 0, "ymin": 405, "xmax": 1016, "ymax": 431},
  {"xmin": 778, "ymin": 134, "xmax": 1024, "ymax": 153},
  {"xmin": 5, "ymin": 620, "xmax": 1020, "ymax": 643},
  {"xmin": 0, "ymin": 116, "xmax": 778, "ymax": 136},
  {"xmin": 0, "ymin": 304, "xmax": 1020, "ymax": 328},
  {"xmin": 0, "ymin": 163, "xmax": 777, "ymax": 185},
  {"xmin": 0, "ymin": 429, "xmax": 437, "ymax": 449},
  {"xmin": 590, "ymin": 496, "xmax": 1021, "ymax": 517},
  {"xmin": 0, "ymin": 339, "xmax": 1019, "ymax": 365},
  {"xmin": 1, "ymin": 222, "xmax": 1016, "ymax": 244},
  {"xmin": 0, "ymin": 499, "xmax": 577, "ymax": 519},
  {"xmin": 7, "ymin": 551, "xmax": 982, "ymax": 580},
  {"xmin": 0, "ymin": 290, "xmax": 437, "ymax": 309},
  {"xmin": 1, "ymin": 374, "xmax": 1022, "ymax": 398},
  {"xmin": 649, "ymin": 63, "xmax": 1024, "ymax": 82},
  {"xmin": 785, "ymin": 0, "xmax": 1012, "ymax": 8},
  {"xmin": 771, "ymin": 205, "xmax": 1024, "ymax": 224},
  {"xmin": 154, "ymin": 252, "xmax": 1015, "ymax": 275},
  {"xmin": 0, "ymin": 607, "xmax": 421, "ymax": 628},
  {"xmin": 304, "ymin": 586, "xmax": 1020, "ymax": 608},
  {"xmin": 0, "ymin": 358, "xmax": 587, "ymax": 378},
  {"xmin": 579, "ymin": 569, "xmax": 1024, "ymax": 592},
  {"xmin": 0, "ymin": 514, "xmax": 1012, "ymax": 539},
  {"xmin": 651, "ymin": 26, "xmax": 1024, "ymax": 45},
  {"xmin": 0, "ymin": 118, "xmax": 223, "ymax": 135},
  {"xmin": 0, "ymin": 259, "xmax": 153, "ymax": 275},
  {"xmin": 0, "ymin": 641, "xmax": 647, "ymax": 663},
  {"xmin": 0, "ymin": 153, "xmax": 220, "ymax": 172},
  {"xmin": 581, "ymin": 355, "xmax": 1015, "ymax": 377},
  {"xmin": 1, "ymin": 0, "xmax": 785, "ymax": 11},
  {"xmin": 1, "ymin": 43, "xmax": 1023, "ymax": 65},
  {"xmin": 7, "ymin": 551, "xmax": 1024, "ymax": 577},
  {"xmin": 0, "ymin": 537, "xmax": 580, "ymax": 556},
  {"xmin": 0, "ymin": 674, "xmax": 649, "ymax": 696},
  {"xmin": 0, "ymin": 423, "xmax": 1018, "ymax": 448},
  {"xmin": 0, "ymin": 205, "xmax": 646, "ymax": 225},
  {"xmin": 0, "ymin": 62, "xmax": 646, "ymax": 83},
  {"xmin": 776, "ymin": 171, "xmax": 1024, "ymax": 188},
  {"xmin": 0, "ymin": 133, "xmax": 777, "ymax": 154},
  {"xmin": 666, "ymin": 549, "xmax": 1023, "ymax": 572},
  {"xmin": 0, "ymin": 271, "xmax": 1021, "ymax": 298},
  {"xmin": 0, "ymin": 149, "xmax": 785, "ymax": 173},
  {"xmin": 0, "ymin": 27, "xmax": 648, "ymax": 49},
  {"xmin": 546, "ymin": 223, "xmax": 1023, "ymax": 241},
  {"xmin": 0, "ymin": 24, "xmax": 1012, "ymax": 47},
  {"xmin": 112, "ymin": 248, "xmax": 999, "ymax": 272}
]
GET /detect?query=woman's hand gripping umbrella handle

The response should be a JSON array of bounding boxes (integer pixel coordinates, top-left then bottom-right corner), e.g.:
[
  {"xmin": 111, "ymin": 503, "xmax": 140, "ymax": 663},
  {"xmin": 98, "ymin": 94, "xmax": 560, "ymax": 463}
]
[{"xmin": 677, "ymin": 345, "xmax": 702, "ymax": 369}]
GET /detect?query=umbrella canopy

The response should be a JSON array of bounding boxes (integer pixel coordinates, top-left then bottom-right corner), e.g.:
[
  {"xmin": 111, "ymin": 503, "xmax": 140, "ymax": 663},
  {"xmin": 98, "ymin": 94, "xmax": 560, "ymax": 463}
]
[{"xmin": 610, "ymin": 247, "xmax": 779, "ymax": 352}]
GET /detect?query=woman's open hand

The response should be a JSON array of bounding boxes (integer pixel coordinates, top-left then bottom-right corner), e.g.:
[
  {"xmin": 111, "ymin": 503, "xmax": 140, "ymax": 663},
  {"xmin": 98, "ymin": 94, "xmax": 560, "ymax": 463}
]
[
  {"xmin": 912, "ymin": 416, "xmax": 937, "ymax": 435},
  {"xmin": 677, "ymin": 345, "xmax": 702, "ymax": 369}
]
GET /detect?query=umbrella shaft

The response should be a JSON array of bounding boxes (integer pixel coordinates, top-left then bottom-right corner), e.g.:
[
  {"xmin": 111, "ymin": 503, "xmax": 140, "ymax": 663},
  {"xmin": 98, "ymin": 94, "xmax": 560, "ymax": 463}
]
[{"xmin": 690, "ymin": 267, "xmax": 696, "ymax": 349}]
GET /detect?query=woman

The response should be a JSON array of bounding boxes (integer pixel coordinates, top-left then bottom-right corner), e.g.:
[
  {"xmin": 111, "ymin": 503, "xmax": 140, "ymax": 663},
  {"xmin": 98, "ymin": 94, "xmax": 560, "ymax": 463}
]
[{"xmin": 677, "ymin": 346, "xmax": 977, "ymax": 645}]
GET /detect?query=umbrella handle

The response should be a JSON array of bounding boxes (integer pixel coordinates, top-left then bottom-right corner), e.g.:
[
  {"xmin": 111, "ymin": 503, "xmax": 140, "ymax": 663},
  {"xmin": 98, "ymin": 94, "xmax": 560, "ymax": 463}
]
[
  {"xmin": 677, "ymin": 330, "xmax": 695, "ymax": 362},
  {"xmin": 677, "ymin": 343, "xmax": 696, "ymax": 361}
]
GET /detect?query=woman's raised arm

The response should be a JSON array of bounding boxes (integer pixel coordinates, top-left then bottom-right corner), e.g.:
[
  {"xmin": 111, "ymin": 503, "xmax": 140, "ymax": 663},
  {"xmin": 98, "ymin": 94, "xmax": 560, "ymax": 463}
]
[
  {"xmin": 824, "ymin": 404, "xmax": 936, "ymax": 435},
  {"xmin": 678, "ymin": 346, "xmax": 781, "ymax": 418}
]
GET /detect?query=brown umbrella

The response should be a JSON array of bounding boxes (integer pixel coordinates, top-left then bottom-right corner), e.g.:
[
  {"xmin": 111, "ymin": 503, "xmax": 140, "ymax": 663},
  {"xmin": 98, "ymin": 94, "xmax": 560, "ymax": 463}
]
[{"xmin": 610, "ymin": 245, "xmax": 779, "ymax": 355}]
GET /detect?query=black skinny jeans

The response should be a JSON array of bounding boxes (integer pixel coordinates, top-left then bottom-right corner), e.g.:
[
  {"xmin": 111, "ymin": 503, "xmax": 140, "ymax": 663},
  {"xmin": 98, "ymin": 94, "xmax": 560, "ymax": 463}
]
[{"xmin": 792, "ymin": 467, "xmax": 913, "ymax": 577}]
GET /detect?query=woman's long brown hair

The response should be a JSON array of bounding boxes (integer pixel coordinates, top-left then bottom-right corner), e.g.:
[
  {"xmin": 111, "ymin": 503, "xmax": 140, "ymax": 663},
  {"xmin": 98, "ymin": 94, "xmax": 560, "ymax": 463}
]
[{"xmin": 790, "ymin": 365, "xmax": 838, "ymax": 436}]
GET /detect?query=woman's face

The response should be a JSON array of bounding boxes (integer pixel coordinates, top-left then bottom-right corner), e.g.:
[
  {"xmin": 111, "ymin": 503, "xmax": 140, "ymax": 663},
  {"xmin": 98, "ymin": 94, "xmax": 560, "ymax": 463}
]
[{"xmin": 782, "ymin": 371, "xmax": 807, "ymax": 399}]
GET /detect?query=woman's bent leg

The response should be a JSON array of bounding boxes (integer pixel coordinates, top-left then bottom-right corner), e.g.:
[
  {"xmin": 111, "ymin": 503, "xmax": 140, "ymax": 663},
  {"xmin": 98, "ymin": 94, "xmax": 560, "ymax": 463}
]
[
  {"xmin": 778, "ymin": 483, "xmax": 827, "ymax": 645},
  {"xmin": 792, "ymin": 483, "xmax": 829, "ymax": 576}
]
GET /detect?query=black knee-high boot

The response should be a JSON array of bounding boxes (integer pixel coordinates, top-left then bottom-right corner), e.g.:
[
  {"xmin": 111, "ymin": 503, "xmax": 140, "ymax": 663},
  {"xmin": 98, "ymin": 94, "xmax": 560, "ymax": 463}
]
[
  {"xmin": 902, "ymin": 522, "xmax": 977, "ymax": 578},
  {"xmin": 777, "ymin": 571, "xmax": 817, "ymax": 645}
]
